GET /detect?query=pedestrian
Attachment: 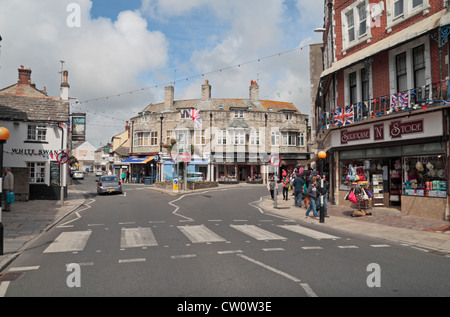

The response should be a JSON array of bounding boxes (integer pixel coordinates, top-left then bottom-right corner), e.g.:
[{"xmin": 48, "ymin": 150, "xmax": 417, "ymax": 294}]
[
  {"xmin": 268, "ymin": 176, "xmax": 276, "ymax": 200},
  {"xmin": 126, "ymin": 171, "xmax": 130, "ymax": 183},
  {"xmin": 121, "ymin": 172, "xmax": 126, "ymax": 183},
  {"xmin": 291, "ymin": 173, "xmax": 304, "ymax": 208},
  {"xmin": 317, "ymin": 174, "xmax": 329, "ymax": 218},
  {"xmin": 2, "ymin": 167, "xmax": 14, "ymax": 212},
  {"xmin": 282, "ymin": 175, "xmax": 290, "ymax": 200},
  {"xmin": 306, "ymin": 178, "xmax": 319, "ymax": 220}
]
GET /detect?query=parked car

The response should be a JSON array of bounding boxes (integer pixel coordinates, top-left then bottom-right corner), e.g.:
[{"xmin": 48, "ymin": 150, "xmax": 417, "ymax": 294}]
[
  {"xmin": 95, "ymin": 170, "xmax": 104, "ymax": 176},
  {"xmin": 187, "ymin": 172, "xmax": 204, "ymax": 181},
  {"xmin": 72, "ymin": 171, "xmax": 84, "ymax": 180},
  {"xmin": 97, "ymin": 175, "xmax": 122, "ymax": 195}
]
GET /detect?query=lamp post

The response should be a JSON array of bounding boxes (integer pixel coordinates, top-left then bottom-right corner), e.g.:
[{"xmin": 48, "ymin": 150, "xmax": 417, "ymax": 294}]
[
  {"xmin": 0, "ymin": 127, "xmax": 10, "ymax": 255},
  {"xmin": 318, "ymin": 151, "xmax": 327, "ymax": 224}
]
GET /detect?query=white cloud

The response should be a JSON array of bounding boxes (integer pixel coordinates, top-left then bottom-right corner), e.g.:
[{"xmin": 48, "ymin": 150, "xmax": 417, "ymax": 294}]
[{"xmin": 0, "ymin": 0, "xmax": 169, "ymax": 147}]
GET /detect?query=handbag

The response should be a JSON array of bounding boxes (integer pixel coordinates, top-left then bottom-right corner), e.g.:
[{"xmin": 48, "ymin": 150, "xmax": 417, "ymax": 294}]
[
  {"xmin": 365, "ymin": 189, "xmax": 374, "ymax": 198},
  {"xmin": 6, "ymin": 191, "xmax": 15, "ymax": 203},
  {"xmin": 348, "ymin": 189, "xmax": 358, "ymax": 204}
]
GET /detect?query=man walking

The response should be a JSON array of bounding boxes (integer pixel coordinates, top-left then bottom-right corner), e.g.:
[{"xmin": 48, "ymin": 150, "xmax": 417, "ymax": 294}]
[
  {"xmin": 2, "ymin": 167, "xmax": 14, "ymax": 212},
  {"xmin": 318, "ymin": 174, "xmax": 329, "ymax": 218},
  {"xmin": 306, "ymin": 178, "xmax": 319, "ymax": 219},
  {"xmin": 291, "ymin": 173, "xmax": 304, "ymax": 208}
]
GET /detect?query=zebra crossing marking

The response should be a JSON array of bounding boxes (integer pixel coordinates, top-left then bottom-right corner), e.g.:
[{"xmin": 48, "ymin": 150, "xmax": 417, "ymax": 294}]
[
  {"xmin": 178, "ymin": 225, "xmax": 226, "ymax": 243},
  {"xmin": 43, "ymin": 231, "xmax": 92, "ymax": 253},
  {"xmin": 230, "ymin": 225, "xmax": 286, "ymax": 241},
  {"xmin": 120, "ymin": 227, "xmax": 158, "ymax": 249},
  {"xmin": 279, "ymin": 225, "xmax": 340, "ymax": 240}
]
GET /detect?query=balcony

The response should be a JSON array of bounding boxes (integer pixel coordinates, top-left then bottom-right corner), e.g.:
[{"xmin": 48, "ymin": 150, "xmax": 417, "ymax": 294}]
[{"xmin": 317, "ymin": 80, "xmax": 449, "ymax": 135}]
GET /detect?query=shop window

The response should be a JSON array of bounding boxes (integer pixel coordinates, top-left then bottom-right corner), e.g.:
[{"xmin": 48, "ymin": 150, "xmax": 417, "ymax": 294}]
[
  {"xmin": 403, "ymin": 156, "xmax": 447, "ymax": 198},
  {"xmin": 28, "ymin": 162, "xmax": 46, "ymax": 184}
]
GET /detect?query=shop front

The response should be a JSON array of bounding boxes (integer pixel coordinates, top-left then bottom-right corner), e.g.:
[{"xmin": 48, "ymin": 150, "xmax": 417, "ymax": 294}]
[{"xmin": 324, "ymin": 109, "xmax": 449, "ymax": 220}]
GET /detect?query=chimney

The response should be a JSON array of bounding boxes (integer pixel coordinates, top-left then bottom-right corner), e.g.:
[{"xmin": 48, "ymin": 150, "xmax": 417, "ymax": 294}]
[
  {"xmin": 165, "ymin": 85, "xmax": 174, "ymax": 109},
  {"xmin": 249, "ymin": 80, "xmax": 259, "ymax": 101},
  {"xmin": 201, "ymin": 79, "xmax": 211, "ymax": 101},
  {"xmin": 126, "ymin": 121, "xmax": 130, "ymax": 138},
  {"xmin": 60, "ymin": 70, "xmax": 70, "ymax": 101},
  {"xmin": 18, "ymin": 66, "xmax": 32, "ymax": 85}
]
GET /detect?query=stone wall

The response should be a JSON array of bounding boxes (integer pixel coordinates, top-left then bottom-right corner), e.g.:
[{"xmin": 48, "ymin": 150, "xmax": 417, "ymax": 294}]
[{"xmin": 155, "ymin": 181, "xmax": 219, "ymax": 191}]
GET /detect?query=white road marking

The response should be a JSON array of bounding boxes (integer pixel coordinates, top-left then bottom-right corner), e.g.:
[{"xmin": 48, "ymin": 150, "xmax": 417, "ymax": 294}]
[
  {"xmin": 43, "ymin": 231, "xmax": 92, "ymax": 253},
  {"xmin": 370, "ymin": 244, "xmax": 391, "ymax": 248},
  {"xmin": 301, "ymin": 246, "xmax": 323, "ymax": 250},
  {"xmin": 120, "ymin": 228, "xmax": 158, "ymax": 248},
  {"xmin": 170, "ymin": 254, "xmax": 197, "ymax": 259},
  {"xmin": 262, "ymin": 248, "xmax": 285, "ymax": 252},
  {"xmin": 338, "ymin": 245, "xmax": 359, "ymax": 249},
  {"xmin": 0, "ymin": 282, "xmax": 10, "ymax": 297},
  {"xmin": 217, "ymin": 250, "xmax": 243, "ymax": 254},
  {"xmin": 231, "ymin": 225, "xmax": 286, "ymax": 241},
  {"xmin": 118, "ymin": 258, "xmax": 146, "ymax": 263},
  {"xmin": 279, "ymin": 225, "xmax": 340, "ymax": 240},
  {"xmin": 8, "ymin": 266, "xmax": 40, "ymax": 272},
  {"xmin": 178, "ymin": 225, "xmax": 226, "ymax": 243}
]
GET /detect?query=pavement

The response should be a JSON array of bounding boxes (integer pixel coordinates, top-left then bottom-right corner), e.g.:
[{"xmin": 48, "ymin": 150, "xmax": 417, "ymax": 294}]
[{"xmin": 1, "ymin": 183, "xmax": 450, "ymax": 272}]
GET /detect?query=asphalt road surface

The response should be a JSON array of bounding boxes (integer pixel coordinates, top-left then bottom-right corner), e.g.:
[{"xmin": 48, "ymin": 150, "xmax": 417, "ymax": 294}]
[{"xmin": 2, "ymin": 176, "xmax": 449, "ymax": 300}]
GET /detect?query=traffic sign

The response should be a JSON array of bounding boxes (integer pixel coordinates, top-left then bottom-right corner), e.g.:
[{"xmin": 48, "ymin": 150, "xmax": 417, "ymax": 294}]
[
  {"xmin": 181, "ymin": 151, "xmax": 192, "ymax": 163},
  {"xmin": 56, "ymin": 151, "xmax": 69, "ymax": 165},
  {"xmin": 270, "ymin": 155, "xmax": 281, "ymax": 167},
  {"xmin": 154, "ymin": 155, "xmax": 159, "ymax": 162},
  {"xmin": 170, "ymin": 152, "xmax": 179, "ymax": 162}
]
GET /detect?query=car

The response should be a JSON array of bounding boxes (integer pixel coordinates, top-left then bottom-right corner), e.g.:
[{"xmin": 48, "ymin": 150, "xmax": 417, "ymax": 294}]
[
  {"xmin": 186, "ymin": 172, "xmax": 204, "ymax": 181},
  {"xmin": 72, "ymin": 171, "xmax": 84, "ymax": 180},
  {"xmin": 97, "ymin": 175, "xmax": 122, "ymax": 195},
  {"xmin": 95, "ymin": 170, "xmax": 103, "ymax": 176}
]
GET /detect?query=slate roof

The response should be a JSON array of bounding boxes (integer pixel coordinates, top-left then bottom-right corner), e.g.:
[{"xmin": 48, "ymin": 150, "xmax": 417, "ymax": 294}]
[
  {"xmin": 143, "ymin": 98, "xmax": 301, "ymax": 114},
  {"xmin": 0, "ymin": 94, "xmax": 69, "ymax": 122}
]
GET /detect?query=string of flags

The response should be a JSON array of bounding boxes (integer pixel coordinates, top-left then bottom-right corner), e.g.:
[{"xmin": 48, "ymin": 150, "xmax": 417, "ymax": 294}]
[{"xmin": 76, "ymin": 45, "xmax": 309, "ymax": 105}]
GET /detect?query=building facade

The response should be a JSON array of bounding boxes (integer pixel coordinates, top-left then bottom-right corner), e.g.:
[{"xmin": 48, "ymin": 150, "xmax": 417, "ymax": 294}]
[
  {"xmin": 0, "ymin": 66, "xmax": 70, "ymax": 200},
  {"xmin": 314, "ymin": 0, "xmax": 450, "ymax": 220},
  {"xmin": 127, "ymin": 80, "xmax": 310, "ymax": 184}
]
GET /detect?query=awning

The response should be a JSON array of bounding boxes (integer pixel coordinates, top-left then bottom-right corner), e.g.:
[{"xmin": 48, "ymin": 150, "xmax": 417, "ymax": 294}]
[
  {"xmin": 320, "ymin": 9, "xmax": 445, "ymax": 79},
  {"xmin": 121, "ymin": 156, "xmax": 155, "ymax": 164}
]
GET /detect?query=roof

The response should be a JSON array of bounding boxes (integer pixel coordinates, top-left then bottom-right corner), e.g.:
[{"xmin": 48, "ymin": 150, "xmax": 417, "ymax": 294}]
[
  {"xmin": 143, "ymin": 98, "xmax": 301, "ymax": 114},
  {"xmin": 0, "ymin": 94, "xmax": 69, "ymax": 122}
]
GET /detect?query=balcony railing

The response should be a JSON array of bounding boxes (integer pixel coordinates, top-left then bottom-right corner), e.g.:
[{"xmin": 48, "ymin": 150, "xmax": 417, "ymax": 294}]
[{"xmin": 317, "ymin": 80, "xmax": 449, "ymax": 133}]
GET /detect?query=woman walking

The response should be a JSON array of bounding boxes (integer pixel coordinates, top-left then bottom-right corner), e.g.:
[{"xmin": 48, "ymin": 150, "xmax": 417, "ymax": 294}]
[{"xmin": 282, "ymin": 175, "xmax": 290, "ymax": 200}]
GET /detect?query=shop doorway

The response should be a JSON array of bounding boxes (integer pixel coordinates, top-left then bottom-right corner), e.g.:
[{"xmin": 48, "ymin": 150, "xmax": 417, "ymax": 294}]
[{"xmin": 388, "ymin": 157, "xmax": 402, "ymax": 209}]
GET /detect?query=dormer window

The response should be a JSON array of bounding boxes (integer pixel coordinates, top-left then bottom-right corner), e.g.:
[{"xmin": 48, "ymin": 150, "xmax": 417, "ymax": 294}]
[
  {"xmin": 234, "ymin": 110, "xmax": 244, "ymax": 118},
  {"xmin": 180, "ymin": 109, "xmax": 191, "ymax": 119}
]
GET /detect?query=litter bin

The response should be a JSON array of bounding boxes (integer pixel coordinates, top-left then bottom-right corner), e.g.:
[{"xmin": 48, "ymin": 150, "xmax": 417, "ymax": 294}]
[{"xmin": 143, "ymin": 176, "xmax": 152, "ymax": 185}]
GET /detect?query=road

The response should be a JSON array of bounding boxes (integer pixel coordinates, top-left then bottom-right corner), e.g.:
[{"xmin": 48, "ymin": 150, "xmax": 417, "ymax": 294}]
[{"xmin": 2, "ymin": 175, "xmax": 450, "ymax": 299}]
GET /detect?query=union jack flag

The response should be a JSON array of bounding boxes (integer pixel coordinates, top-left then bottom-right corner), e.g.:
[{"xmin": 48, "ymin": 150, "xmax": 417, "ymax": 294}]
[
  {"xmin": 333, "ymin": 106, "xmax": 354, "ymax": 126},
  {"xmin": 187, "ymin": 108, "xmax": 202, "ymax": 130},
  {"xmin": 391, "ymin": 92, "xmax": 409, "ymax": 111}
]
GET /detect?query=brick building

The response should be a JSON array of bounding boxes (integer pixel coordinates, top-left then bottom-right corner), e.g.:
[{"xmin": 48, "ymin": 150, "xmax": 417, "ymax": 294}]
[
  {"xmin": 0, "ymin": 66, "xmax": 70, "ymax": 200},
  {"xmin": 314, "ymin": 0, "xmax": 450, "ymax": 220},
  {"xmin": 127, "ymin": 80, "xmax": 310, "ymax": 184}
]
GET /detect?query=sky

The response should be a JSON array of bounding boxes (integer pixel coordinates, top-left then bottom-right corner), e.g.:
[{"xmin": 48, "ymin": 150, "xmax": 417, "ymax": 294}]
[{"xmin": 0, "ymin": 0, "xmax": 325, "ymax": 148}]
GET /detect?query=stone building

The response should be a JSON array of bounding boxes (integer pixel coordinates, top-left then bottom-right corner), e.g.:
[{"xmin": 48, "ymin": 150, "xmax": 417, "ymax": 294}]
[{"xmin": 127, "ymin": 80, "xmax": 310, "ymax": 183}]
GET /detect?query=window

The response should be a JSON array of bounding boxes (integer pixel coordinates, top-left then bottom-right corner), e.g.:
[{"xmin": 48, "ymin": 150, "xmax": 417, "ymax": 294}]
[
  {"xmin": 394, "ymin": 0, "xmax": 404, "ymax": 17},
  {"xmin": 349, "ymin": 72, "xmax": 357, "ymax": 104},
  {"xmin": 346, "ymin": 11, "xmax": 355, "ymax": 43},
  {"xmin": 413, "ymin": 45, "xmax": 426, "ymax": 88},
  {"xmin": 250, "ymin": 131, "xmax": 260, "ymax": 146},
  {"xmin": 176, "ymin": 131, "xmax": 190, "ymax": 152},
  {"xmin": 230, "ymin": 129, "xmax": 245, "ymax": 145},
  {"xmin": 396, "ymin": 52, "xmax": 407, "ymax": 92},
  {"xmin": 282, "ymin": 132, "xmax": 299, "ymax": 146},
  {"xmin": 150, "ymin": 132, "xmax": 158, "ymax": 146},
  {"xmin": 216, "ymin": 130, "xmax": 227, "ymax": 145},
  {"xmin": 341, "ymin": 1, "xmax": 370, "ymax": 51},
  {"xmin": 361, "ymin": 68, "xmax": 369, "ymax": 102},
  {"xmin": 234, "ymin": 110, "xmax": 244, "ymax": 118},
  {"xmin": 180, "ymin": 110, "xmax": 190, "ymax": 119},
  {"xmin": 134, "ymin": 132, "xmax": 149, "ymax": 147},
  {"xmin": 271, "ymin": 131, "xmax": 280, "ymax": 146},
  {"xmin": 297, "ymin": 133, "xmax": 305, "ymax": 147},
  {"xmin": 28, "ymin": 162, "xmax": 46, "ymax": 183},
  {"xmin": 285, "ymin": 113, "xmax": 293, "ymax": 120},
  {"xmin": 412, "ymin": 0, "xmax": 423, "ymax": 8},
  {"xmin": 194, "ymin": 130, "xmax": 206, "ymax": 145},
  {"xmin": 27, "ymin": 125, "xmax": 47, "ymax": 141},
  {"xmin": 166, "ymin": 130, "xmax": 175, "ymax": 145},
  {"xmin": 358, "ymin": 3, "xmax": 367, "ymax": 37}
]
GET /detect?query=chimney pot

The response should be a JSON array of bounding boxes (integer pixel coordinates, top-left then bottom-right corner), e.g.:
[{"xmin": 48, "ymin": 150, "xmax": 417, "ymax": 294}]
[
  {"xmin": 18, "ymin": 67, "xmax": 32, "ymax": 85},
  {"xmin": 202, "ymin": 79, "xmax": 211, "ymax": 101},
  {"xmin": 249, "ymin": 80, "xmax": 259, "ymax": 101},
  {"xmin": 165, "ymin": 86, "xmax": 174, "ymax": 109}
]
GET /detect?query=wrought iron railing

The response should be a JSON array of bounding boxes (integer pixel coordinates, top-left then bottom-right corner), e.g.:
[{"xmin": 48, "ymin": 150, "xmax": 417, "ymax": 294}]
[{"xmin": 316, "ymin": 80, "xmax": 449, "ymax": 132}]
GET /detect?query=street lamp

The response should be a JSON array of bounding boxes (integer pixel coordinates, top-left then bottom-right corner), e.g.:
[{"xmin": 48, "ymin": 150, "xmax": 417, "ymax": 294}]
[
  {"xmin": 318, "ymin": 151, "xmax": 327, "ymax": 224},
  {"xmin": 0, "ymin": 127, "xmax": 10, "ymax": 255}
]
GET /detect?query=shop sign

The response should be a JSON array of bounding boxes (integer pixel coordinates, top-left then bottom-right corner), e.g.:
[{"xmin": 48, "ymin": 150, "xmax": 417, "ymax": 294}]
[
  {"xmin": 341, "ymin": 128, "xmax": 370, "ymax": 144},
  {"xmin": 389, "ymin": 119, "xmax": 424, "ymax": 139},
  {"xmin": 374, "ymin": 124, "xmax": 384, "ymax": 141}
]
